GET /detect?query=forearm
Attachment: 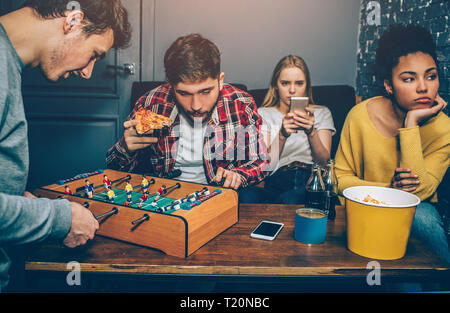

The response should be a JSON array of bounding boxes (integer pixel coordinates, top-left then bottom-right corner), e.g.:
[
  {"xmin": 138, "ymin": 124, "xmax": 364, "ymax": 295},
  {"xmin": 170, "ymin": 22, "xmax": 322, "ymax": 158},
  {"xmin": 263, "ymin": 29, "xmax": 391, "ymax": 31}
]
[
  {"xmin": 334, "ymin": 132, "xmax": 387, "ymax": 195},
  {"xmin": 398, "ymin": 126, "xmax": 445, "ymax": 200},
  {"xmin": 307, "ymin": 129, "xmax": 331, "ymax": 166},
  {"xmin": 336, "ymin": 173, "xmax": 388, "ymax": 195},
  {"xmin": 0, "ymin": 193, "xmax": 71, "ymax": 245},
  {"xmin": 106, "ymin": 136, "xmax": 138, "ymax": 172},
  {"xmin": 232, "ymin": 119, "xmax": 271, "ymax": 186}
]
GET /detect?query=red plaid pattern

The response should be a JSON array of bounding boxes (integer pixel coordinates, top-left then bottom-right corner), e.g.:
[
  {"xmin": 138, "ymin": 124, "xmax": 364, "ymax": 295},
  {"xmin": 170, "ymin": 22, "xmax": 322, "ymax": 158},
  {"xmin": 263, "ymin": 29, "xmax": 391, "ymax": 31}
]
[{"xmin": 106, "ymin": 83, "xmax": 269, "ymax": 187}]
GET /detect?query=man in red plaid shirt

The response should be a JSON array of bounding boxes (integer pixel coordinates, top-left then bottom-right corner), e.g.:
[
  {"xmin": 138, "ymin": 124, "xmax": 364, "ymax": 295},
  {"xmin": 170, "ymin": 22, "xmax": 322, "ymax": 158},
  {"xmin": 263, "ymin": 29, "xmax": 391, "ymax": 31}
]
[{"xmin": 106, "ymin": 34, "xmax": 269, "ymax": 195}]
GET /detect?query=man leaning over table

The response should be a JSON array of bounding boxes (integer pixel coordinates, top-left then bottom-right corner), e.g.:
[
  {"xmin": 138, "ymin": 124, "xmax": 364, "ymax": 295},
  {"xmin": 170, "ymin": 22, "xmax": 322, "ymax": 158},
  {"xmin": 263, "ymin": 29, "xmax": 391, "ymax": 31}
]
[
  {"xmin": 0, "ymin": 0, "xmax": 132, "ymax": 292},
  {"xmin": 106, "ymin": 33, "xmax": 270, "ymax": 200}
]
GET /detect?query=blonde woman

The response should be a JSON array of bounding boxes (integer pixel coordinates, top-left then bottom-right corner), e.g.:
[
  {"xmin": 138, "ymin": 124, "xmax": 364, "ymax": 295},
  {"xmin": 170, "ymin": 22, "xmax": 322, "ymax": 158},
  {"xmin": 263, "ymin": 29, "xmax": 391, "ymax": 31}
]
[{"xmin": 254, "ymin": 55, "xmax": 335, "ymax": 204}]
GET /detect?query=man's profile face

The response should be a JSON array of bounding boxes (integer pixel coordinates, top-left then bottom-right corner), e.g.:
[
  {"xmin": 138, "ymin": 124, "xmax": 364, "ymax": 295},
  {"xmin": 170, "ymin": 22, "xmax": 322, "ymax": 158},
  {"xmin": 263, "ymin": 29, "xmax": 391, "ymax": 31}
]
[
  {"xmin": 173, "ymin": 72, "xmax": 225, "ymax": 123},
  {"xmin": 41, "ymin": 28, "xmax": 114, "ymax": 82}
]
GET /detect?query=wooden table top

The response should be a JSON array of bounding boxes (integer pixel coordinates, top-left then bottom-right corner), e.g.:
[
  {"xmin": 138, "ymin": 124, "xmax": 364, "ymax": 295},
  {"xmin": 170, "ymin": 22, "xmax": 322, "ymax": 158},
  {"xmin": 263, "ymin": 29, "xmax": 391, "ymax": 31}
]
[{"xmin": 25, "ymin": 204, "xmax": 450, "ymax": 279}]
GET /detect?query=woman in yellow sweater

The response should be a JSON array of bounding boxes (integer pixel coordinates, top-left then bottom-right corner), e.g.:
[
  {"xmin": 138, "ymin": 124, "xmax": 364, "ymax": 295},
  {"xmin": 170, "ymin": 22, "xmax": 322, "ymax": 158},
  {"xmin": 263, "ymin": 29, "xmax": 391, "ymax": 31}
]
[{"xmin": 335, "ymin": 24, "xmax": 449, "ymax": 263}]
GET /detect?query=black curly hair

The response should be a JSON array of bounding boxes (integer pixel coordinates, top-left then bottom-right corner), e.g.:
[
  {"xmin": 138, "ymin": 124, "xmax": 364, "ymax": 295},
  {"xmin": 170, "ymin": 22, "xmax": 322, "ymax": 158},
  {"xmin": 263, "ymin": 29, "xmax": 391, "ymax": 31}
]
[{"xmin": 375, "ymin": 24, "xmax": 437, "ymax": 82}]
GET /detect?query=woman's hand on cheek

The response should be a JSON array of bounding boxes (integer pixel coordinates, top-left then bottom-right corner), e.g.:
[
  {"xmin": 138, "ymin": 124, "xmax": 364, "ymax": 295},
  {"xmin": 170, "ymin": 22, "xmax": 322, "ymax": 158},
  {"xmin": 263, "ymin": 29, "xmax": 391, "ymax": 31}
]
[{"xmin": 404, "ymin": 95, "xmax": 447, "ymax": 128}]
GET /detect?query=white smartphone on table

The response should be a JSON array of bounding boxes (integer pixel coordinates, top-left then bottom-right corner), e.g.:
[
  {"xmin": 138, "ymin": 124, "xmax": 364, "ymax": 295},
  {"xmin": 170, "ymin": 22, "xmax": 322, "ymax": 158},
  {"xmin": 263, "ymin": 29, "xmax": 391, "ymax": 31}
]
[
  {"xmin": 250, "ymin": 220, "xmax": 284, "ymax": 241},
  {"xmin": 290, "ymin": 97, "xmax": 309, "ymax": 113}
]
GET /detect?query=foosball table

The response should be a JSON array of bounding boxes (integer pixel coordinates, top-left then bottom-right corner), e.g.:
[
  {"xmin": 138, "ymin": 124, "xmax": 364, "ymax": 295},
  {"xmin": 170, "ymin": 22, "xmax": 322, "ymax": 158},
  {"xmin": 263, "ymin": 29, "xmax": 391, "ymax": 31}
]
[{"xmin": 34, "ymin": 169, "xmax": 239, "ymax": 258}]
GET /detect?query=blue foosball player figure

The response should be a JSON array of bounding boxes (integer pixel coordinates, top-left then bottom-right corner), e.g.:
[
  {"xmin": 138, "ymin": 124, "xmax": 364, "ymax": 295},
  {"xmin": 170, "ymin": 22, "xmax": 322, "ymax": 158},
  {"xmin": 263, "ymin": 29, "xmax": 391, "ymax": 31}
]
[{"xmin": 84, "ymin": 179, "xmax": 94, "ymax": 199}]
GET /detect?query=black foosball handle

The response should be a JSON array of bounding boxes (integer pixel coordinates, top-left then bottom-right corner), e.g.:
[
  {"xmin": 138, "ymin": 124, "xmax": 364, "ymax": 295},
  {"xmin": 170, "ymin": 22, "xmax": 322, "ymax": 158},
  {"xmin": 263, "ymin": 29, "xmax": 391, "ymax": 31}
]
[
  {"xmin": 95, "ymin": 207, "xmax": 118, "ymax": 220},
  {"xmin": 131, "ymin": 214, "xmax": 149, "ymax": 225},
  {"xmin": 161, "ymin": 182, "xmax": 181, "ymax": 195}
]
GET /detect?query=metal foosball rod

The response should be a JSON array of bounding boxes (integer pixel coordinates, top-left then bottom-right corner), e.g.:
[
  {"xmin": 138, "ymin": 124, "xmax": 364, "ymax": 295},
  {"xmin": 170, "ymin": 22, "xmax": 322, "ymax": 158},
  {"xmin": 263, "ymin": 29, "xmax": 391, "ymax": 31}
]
[
  {"xmin": 74, "ymin": 175, "xmax": 132, "ymax": 196},
  {"xmin": 56, "ymin": 169, "xmax": 104, "ymax": 185},
  {"xmin": 114, "ymin": 178, "xmax": 155, "ymax": 198},
  {"xmin": 129, "ymin": 185, "xmax": 166, "ymax": 206},
  {"xmin": 94, "ymin": 207, "xmax": 118, "ymax": 220},
  {"xmin": 140, "ymin": 178, "xmax": 155, "ymax": 189},
  {"xmin": 149, "ymin": 183, "xmax": 182, "ymax": 208},
  {"xmin": 160, "ymin": 182, "xmax": 181, "ymax": 195},
  {"xmin": 156, "ymin": 195, "xmax": 193, "ymax": 213},
  {"xmin": 156, "ymin": 187, "xmax": 211, "ymax": 213},
  {"xmin": 187, "ymin": 187, "xmax": 209, "ymax": 198},
  {"xmin": 131, "ymin": 214, "xmax": 149, "ymax": 225},
  {"xmin": 188, "ymin": 189, "xmax": 222, "ymax": 209},
  {"xmin": 105, "ymin": 175, "xmax": 133, "ymax": 188}
]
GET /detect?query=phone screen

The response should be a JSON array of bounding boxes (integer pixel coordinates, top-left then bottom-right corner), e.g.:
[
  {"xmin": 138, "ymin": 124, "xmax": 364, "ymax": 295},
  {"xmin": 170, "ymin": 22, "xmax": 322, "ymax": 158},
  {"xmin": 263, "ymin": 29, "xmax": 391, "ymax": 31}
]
[{"xmin": 253, "ymin": 222, "xmax": 283, "ymax": 237}]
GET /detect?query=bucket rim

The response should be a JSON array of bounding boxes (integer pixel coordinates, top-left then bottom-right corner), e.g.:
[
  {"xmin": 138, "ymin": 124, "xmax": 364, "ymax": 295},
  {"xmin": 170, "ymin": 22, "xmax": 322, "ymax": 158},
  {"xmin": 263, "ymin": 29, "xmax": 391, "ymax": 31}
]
[{"xmin": 343, "ymin": 186, "xmax": 421, "ymax": 208}]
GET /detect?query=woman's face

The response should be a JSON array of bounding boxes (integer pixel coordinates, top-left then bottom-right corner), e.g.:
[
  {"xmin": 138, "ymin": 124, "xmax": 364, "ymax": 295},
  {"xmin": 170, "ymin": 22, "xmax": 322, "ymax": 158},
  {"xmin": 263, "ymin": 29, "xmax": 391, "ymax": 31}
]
[
  {"xmin": 276, "ymin": 66, "xmax": 307, "ymax": 108},
  {"xmin": 386, "ymin": 52, "xmax": 439, "ymax": 112}
]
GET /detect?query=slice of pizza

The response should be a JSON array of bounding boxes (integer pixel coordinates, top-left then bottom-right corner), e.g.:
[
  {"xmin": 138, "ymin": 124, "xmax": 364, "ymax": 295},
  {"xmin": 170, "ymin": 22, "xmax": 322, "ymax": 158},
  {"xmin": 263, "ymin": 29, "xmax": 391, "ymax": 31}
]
[{"xmin": 134, "ymin": 108, "xmax": 172, "ymax": 134}]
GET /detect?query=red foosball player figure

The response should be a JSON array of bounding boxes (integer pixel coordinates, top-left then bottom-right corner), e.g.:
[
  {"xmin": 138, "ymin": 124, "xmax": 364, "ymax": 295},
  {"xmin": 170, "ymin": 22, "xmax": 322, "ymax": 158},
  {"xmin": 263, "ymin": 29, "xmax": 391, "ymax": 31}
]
[
  {"xmin": 103, "ymin": 174, "xmax": 112, "ymax": 189},
  {"xmin": 64, "ymin": 185, "xmax": 73, "ymax": 195},
  {"xmin": 137, "ymin": 193, "xmax": 149, "ymax": 208},
  {"xmin": 150, "ymin": 186, "xmax": 165, "ymax": 207}
]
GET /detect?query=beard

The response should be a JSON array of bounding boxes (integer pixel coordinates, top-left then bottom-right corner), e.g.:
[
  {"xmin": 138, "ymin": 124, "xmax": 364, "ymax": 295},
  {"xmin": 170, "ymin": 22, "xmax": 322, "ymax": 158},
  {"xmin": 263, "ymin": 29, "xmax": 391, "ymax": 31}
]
[
  {"xmin": 181, "ymin": 105, "xmax": 216, "ymax": 126},
  {"xmin": 177, "ymin": 81, "xmax": 222, "ymax": 125}
]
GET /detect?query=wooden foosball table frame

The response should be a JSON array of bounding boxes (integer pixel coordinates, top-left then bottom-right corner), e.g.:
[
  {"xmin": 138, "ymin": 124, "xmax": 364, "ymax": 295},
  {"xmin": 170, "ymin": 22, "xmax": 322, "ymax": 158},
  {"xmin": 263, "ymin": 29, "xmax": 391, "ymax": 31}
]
[{"xmin": 34, "ymin": 169, "xmax": 239, "ymax": 258}]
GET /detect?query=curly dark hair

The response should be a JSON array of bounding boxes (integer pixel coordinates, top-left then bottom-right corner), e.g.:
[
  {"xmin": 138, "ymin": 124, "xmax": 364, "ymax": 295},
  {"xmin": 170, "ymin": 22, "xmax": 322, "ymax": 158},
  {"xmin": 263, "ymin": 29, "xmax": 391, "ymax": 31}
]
[
  {"xmin": 375, "ymin": 24, "xmax": 437, "ymax": 81},
  {"xmin": 22, "ymin": 0, "xmax": 131, "ymax": 49},
  {"xmin": 164, "ymin": 34, "xmax": 221, "ymax": 85}
]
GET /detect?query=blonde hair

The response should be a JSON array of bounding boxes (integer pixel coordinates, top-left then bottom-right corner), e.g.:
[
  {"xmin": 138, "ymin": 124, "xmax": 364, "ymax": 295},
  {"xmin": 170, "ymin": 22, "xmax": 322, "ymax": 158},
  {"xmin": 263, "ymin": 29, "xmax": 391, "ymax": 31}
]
[{"xmin": 261, "ymin": 55, "xmax": 314, "ymax": 108}]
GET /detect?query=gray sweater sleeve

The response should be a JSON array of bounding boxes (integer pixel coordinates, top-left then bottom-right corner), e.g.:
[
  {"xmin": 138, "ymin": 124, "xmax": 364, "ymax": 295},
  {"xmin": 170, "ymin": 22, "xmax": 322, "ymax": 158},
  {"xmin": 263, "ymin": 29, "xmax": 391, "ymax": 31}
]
[{"xmin": 0, "ymin": 193, "xmax": 72, "ymax": 245}]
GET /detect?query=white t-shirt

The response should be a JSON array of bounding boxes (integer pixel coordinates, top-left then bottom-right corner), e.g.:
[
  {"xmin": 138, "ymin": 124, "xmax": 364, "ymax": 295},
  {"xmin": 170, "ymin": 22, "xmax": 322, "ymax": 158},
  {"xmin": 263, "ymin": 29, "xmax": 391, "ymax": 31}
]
[
  {"xmin": 174, "ymin": 112, "xmax": 208, "ymax": 184},
  {"xmin": 258, "ymin": 106, "xmax": 336, "ymax": 172}
]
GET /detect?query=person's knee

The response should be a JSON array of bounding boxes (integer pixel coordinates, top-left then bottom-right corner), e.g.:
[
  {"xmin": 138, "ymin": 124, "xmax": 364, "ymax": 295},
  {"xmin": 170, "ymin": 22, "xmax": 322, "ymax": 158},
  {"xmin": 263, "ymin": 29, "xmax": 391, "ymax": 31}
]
[
  {"xmin": 412, "ymin": 202, "xmax": 443, "ymax": 233},
  {"xmin": 239, "ymin": 186, "xmax": 268, "ymax": 203},
  {"xmin": 279, "ymin": 190, "xmax": 305, "ymax": 204}
]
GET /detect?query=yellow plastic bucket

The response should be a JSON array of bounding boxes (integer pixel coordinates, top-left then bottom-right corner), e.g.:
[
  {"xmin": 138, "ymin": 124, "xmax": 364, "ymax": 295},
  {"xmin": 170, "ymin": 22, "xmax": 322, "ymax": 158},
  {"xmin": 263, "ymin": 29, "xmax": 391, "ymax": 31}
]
[{"xmin": 343, "ymin": 186, "xmax": 420, "ymax": 260}]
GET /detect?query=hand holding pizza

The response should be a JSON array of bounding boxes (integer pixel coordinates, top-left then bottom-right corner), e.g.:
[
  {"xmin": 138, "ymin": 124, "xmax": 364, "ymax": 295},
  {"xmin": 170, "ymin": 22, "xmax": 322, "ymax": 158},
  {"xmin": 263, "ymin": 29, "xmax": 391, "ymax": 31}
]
[
  {"xmin": 123, "ymin": 108, "xmax": 173, "ymax": 153},
  {"xmin": 123, "ymin": 119, "xmax": 158, "ymax": 153}
]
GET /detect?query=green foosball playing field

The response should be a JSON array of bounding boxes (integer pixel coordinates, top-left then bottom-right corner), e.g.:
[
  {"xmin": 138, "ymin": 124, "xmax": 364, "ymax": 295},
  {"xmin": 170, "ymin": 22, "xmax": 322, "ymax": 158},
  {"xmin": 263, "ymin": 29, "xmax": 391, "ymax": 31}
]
[{"xmin": 94, "ymin": 188, "xmax": 193, "ymax": 214}]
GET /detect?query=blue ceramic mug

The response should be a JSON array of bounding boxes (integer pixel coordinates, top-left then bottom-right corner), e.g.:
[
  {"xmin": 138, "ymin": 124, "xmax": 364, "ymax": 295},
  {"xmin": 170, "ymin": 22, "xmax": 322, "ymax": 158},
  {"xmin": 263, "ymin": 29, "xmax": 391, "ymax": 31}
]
[{"xmin": 294, "ymin": 208, "xmax": 328, "ymax": 244}]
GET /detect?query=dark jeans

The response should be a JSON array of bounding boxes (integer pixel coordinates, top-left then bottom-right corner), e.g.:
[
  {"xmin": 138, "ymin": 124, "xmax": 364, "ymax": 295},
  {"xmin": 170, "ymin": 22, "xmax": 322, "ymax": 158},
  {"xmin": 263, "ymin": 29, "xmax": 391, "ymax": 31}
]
[
  {"xmin": 239, "ymin": 168, "xmax": 310, "ymax": 204},
  {"xmin": 411, "ymin": 202, "xmax": 450, "ymax": 263}
]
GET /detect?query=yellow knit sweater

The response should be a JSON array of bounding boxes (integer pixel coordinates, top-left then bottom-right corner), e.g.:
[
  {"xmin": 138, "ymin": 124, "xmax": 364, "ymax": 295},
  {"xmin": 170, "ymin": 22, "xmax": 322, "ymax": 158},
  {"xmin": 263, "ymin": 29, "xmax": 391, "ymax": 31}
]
[{"xmin": 335, "ymin": 97, "xmax": 450, "ymax": 202}]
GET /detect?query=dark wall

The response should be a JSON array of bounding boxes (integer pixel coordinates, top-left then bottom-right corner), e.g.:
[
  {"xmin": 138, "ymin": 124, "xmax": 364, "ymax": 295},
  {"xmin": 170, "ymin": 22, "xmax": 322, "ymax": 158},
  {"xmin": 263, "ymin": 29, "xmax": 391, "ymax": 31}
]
[
  {"xmin": 0, "ymin": 1, "xmax": 20, "ymax": 14},
  {"xmin": 356, "ymin": 0, "xmax": 449, "ymax": 115},
  {"xmin": 149, "ymin": 0, "xmax": 361, "ymax": 90}
]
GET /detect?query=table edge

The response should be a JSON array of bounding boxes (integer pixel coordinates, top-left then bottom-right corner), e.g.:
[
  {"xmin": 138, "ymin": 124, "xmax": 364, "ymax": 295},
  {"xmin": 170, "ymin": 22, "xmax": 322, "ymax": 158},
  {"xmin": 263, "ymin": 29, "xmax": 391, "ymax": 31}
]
[{"xmin": 25, "ymin": 261, "xmax": 450, "ymax": 278}]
